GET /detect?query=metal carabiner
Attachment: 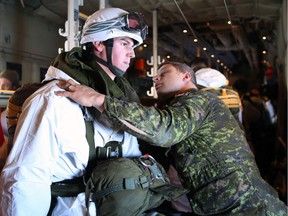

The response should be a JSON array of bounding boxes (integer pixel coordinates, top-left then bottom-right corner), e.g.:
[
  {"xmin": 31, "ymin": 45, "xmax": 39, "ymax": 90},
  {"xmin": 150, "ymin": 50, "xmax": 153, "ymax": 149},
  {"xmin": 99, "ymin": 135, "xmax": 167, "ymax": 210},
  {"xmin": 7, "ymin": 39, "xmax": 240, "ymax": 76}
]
[{"xmin": 138, "ymin": 154, "xmax": 165, "ymax": 181}]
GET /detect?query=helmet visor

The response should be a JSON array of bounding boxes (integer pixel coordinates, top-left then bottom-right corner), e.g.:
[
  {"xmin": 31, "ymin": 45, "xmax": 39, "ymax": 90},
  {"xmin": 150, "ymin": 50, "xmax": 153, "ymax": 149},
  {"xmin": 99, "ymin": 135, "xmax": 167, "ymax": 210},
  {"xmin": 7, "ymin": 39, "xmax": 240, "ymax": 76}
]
[
  {"xmin": 122, "ymin": 12, "xmax": 148, "ymax": 41},
  {"xmin": 82, "ymin": 12, "xmax": 148, "ymax": 42}
]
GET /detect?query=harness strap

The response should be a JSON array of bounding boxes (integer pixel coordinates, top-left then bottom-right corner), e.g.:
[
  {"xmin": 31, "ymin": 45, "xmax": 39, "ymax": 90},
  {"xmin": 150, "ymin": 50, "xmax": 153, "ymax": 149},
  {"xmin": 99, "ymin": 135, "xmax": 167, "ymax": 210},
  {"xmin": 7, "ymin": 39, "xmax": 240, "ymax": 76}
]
[
  {"xmin": 89, "ymin": 174, "xmax": 188, "ymax": 202},
  {"xmin": 92, "ymin": 177, "xmax": 145, "ymax": 200},
  {"xmin": 202, "ymin": 87, "xmax": 242, "ymax": 109},
  {"xmin": 6, "ymin": 99, "xmax": 21, "ymax": 129},
  {"xmin": 51, "ymin": 176, "xmax": 86, "ymax": 197},
  {"xmin": 85, "ymin": 120, "xmax": 97, "ymax": 179}
]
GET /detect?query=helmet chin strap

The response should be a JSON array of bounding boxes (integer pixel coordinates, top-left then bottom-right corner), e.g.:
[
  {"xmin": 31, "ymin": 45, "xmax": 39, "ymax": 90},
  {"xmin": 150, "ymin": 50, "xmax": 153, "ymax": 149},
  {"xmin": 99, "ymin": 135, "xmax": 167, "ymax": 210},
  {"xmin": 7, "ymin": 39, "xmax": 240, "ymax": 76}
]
[{"xmin": 94, "ymin": 38, "xmax": 125, "ymax": 77}]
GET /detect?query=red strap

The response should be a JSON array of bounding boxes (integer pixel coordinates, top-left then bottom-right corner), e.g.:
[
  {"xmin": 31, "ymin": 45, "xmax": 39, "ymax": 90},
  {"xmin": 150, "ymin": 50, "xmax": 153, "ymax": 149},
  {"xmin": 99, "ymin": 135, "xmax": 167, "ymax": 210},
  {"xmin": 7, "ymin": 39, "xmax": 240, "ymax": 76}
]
[{"xmin": 0, "ymin": 109, "xmax": 5, "ymax": 147}]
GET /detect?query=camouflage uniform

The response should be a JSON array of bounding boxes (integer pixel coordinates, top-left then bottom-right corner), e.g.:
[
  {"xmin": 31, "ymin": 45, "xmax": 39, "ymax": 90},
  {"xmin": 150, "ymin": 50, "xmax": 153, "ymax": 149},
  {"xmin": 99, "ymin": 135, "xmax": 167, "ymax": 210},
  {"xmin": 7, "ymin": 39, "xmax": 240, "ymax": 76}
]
[
  {"xmin": 200, "ymin": 87, "xmax": 242, "ymax": 126},
  {"xmin": 103, "ymin": 89, "xmax": 287, "ymax": 215}
]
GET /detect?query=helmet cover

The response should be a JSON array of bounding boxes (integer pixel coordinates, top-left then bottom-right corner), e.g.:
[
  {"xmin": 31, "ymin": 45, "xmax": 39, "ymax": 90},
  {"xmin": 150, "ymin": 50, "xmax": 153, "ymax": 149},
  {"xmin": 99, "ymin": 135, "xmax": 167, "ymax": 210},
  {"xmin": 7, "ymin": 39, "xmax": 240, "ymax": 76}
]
[{"xmin": 80, "ymin": 8, "xmax": 147, "ymax": 48}]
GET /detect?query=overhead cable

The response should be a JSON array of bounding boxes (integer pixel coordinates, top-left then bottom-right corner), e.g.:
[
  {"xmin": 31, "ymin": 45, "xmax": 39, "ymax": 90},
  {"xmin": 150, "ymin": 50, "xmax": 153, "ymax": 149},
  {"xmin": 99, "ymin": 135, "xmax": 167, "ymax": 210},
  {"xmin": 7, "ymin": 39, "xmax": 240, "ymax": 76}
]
[{"xmin": 172, "ymin": 0, "xmax": 197, "ymax": 39}]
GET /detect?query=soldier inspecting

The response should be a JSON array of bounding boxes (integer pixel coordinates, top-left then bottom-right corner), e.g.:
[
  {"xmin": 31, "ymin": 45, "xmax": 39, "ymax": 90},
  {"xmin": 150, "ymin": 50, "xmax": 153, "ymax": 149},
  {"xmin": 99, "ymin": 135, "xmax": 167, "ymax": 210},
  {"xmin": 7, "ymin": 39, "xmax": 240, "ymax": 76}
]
[{"xmin": 55, "ymin": 61, "xmax": 287, "ymax": 215}]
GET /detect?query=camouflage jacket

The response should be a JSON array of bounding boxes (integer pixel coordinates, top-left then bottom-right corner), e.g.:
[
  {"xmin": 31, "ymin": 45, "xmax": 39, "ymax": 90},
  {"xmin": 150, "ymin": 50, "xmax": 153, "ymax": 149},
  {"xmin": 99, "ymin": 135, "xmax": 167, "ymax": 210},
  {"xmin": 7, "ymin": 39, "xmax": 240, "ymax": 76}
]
[
  {"xmin": 104, "ymin": 89, "xmax": 286, "ymax": 216},
  {"xmin": 103, "ymin": 89, "xmax": 287, "ymax": 215},
  {"xmin": 104, "ymin": 89, "xmax": 254, "ymax": 190}
]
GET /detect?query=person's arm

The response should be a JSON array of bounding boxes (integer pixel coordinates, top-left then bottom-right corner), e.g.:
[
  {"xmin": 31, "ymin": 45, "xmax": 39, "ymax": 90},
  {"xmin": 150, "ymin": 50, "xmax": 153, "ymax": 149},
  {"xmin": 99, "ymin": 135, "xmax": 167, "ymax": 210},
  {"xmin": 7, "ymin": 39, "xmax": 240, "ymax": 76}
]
[
  {"xmin": 1, "ymin": 83, "xmax": 89, "ymax": 216},
  {"xmin": 55, "ymin": 79, "xmax": 105, "ymax": 111},
  {"xmin": 55, "ymin": 80, "xmax": 151, "ymax": 137},
  {"xmin": 102, "ymin": 96, "xmax": 202, "ymax": 147},
  {"xmin": 55, "ymin": 80, "xmax": 203, "ymax": 147},
  {"xmin": 0, "ymin": 93, "xmax": 55, "ymax": 215}
]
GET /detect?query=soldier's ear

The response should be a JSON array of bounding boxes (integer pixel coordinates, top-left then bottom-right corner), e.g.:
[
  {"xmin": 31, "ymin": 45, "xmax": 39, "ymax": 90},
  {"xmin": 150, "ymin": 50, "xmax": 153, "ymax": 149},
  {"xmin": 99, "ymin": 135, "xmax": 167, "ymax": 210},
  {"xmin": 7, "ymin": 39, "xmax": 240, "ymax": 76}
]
[
  {"xmin": 92, "ymin": 41, "xmax": 105, "ymax": 51},
  {"xmin": 183, "ymin": 72, "xmax": 191, "ymax": 81}
]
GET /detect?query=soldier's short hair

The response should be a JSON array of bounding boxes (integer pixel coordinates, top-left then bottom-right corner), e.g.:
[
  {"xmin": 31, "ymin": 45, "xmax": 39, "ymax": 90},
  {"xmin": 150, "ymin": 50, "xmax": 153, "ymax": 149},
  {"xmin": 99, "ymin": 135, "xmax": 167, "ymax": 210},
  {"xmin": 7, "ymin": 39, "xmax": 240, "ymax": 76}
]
[{"xmin": 159, "ymin": 61, "xmax": 197, "ymax": 85}]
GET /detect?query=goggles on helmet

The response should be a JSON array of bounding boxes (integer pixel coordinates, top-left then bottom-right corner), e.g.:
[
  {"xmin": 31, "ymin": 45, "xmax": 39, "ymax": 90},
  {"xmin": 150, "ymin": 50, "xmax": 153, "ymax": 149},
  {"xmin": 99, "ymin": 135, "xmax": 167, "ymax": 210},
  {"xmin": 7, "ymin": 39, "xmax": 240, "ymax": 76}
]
[
  {"xmin": 122, "ymin": 12, "xmax": 148, "ymax": 40},
  {"xmin": 82, "ymin": 12, "xmax": 148, "ymax": 41}
]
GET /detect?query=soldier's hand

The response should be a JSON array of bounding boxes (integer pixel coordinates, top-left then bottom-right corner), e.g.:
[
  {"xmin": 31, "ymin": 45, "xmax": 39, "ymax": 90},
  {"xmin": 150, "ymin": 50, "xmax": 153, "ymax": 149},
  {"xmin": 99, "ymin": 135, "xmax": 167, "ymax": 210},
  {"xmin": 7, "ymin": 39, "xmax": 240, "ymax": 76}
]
[{"xmin": 55, "ymin": 79, "xmax": 105, "ymax": 111}]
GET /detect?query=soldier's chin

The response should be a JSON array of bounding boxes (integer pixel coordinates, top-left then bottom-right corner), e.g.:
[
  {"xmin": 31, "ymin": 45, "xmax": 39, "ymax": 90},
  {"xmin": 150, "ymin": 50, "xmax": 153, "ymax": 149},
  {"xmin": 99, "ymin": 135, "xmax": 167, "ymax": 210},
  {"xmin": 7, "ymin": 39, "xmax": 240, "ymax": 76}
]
[{"xmin": 157, "ymin": 91, "xmax": 173, "ymax": 99}]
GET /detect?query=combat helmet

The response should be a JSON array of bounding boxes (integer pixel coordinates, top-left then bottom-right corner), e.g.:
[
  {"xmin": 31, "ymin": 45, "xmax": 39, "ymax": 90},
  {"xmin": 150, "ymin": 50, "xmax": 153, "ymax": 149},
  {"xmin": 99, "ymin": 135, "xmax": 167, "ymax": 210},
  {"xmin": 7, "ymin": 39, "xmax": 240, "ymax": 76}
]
[{"xmin": 80, "ymin": 8, "xmax": 148, "ymax": 76}]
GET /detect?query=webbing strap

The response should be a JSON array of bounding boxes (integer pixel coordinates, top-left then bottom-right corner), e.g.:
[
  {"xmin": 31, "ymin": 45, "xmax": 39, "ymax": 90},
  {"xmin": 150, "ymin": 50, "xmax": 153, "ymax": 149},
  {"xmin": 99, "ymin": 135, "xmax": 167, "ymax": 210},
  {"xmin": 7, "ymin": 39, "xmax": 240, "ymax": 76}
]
[
  {"xmin": 90, "ymin": 176, "xmax": 188, "ymax": 202},
  {"xmin": 51, "ymin": 176, "xmax": 86, "ymax": 197},
  {"xmin": 92, "ymin": 177, "xmax": 142, "ymax": 200},
  {"xmin": 202, "ymin": 87, "xmax": 242, "ymax": 109},
  {"xmin": 6, "ymin": 99, "xmax": 21, "ymax": 129},
  {"xmin": 218, "ymin": 95, "xmax": 242, "ymax": 108},
  {"xmin": 85, "ymin": 120, "xmax": 96, "ymax": 179}
]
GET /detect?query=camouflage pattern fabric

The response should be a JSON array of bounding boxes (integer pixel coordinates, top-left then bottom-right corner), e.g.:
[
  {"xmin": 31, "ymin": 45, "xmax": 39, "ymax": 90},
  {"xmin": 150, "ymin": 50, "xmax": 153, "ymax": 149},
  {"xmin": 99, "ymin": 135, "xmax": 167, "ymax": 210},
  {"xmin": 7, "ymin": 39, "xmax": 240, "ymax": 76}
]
[{"xmin": 103, "ymin": 89, "xmax": 287, "ymax": 215}]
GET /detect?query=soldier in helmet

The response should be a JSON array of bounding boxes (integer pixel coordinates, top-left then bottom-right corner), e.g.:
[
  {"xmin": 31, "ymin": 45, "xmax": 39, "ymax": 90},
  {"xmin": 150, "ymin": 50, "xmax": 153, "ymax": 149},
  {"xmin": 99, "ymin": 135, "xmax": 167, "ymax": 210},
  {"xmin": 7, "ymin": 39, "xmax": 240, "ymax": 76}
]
[
  {"xmin": 0, "ymin": 8, "xmax": 148, "ymax": 215},
  {"xmin": 56, "ymin": 61, "xmax": 287, "ymax": 215}
]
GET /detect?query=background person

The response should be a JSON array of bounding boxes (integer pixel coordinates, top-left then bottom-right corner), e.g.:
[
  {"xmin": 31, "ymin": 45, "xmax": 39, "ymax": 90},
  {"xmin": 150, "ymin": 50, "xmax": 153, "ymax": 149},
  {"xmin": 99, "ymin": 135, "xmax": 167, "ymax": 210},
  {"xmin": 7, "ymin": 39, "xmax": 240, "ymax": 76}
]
[
  {"xmin": 55, "ymin": 61, "xmax": 287, "ymax": 215},
  {"xmin": 190, "ymin": 57, "xmax": 242, "ymax": 125},
  {"xmin": 0, "ymin": 69, "xmax": 20, "ymax": 170},
  {"xmin": 195, "ymin": 66, "xmax": 243, "ymax": 125},
  {"xmin": 233, "ymin": 79, "xmax": 277, "ymax": 181},
  {"xmin": 0, "ymin": 7, "xmax": 148, "ymax": 216},
  {"xmin": 0, "ymin": 70, "xmax": 20, "ymax": 91},
  {"xmin": 0, "ymin": 69, "xmax": 20, "ymax": 138}
]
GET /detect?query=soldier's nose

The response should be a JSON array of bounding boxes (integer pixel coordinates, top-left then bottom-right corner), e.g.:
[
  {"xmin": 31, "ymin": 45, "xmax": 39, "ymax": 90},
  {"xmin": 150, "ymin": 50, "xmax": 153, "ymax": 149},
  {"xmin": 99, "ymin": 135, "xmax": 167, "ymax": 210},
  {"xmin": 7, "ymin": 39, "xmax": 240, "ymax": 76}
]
[{"xmin": 153, "ymin": 75, "xmax": 160, "ymax": 82}]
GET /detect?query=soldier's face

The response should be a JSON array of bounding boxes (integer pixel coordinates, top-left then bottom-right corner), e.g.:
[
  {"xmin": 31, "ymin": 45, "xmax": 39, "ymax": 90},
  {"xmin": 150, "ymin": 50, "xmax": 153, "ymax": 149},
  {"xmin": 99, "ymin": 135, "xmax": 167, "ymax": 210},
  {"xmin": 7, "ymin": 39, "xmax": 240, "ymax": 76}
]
[
  {"xmin": 153, "ymin": 64, "xmax": 187, "ymax": 97},
  {"xmin": 111, "ymin": 37, "xmax": 135, "ymax": 72}
]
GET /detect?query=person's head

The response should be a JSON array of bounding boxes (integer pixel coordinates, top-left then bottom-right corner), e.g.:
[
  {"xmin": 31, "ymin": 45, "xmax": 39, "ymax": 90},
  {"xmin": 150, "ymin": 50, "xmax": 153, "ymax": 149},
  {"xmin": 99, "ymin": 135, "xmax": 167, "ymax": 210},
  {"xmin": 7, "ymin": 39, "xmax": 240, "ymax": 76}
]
[
  {"xmin": 195, "ymin": 68, "xmax": 227, "ymax": 88},
  {"xmin": 0, "ymin": 70, "xmax": 20, "ymax": 90},
  {"xmin": 80, "ymin": 8, "xmax": 148, "ymax": 77},
  {"xmin": 233, "ymin": 78, "xmax": 249, "ymax": 97},
  {"xmin": 250, "ymin": 88, "xmax": 261, "ymax": 98},
  {"xmin": 190, "ymin": 57, "xmax": 208, "ymax": 71},
  {"xmin": 153, "ymin": 61, "xmax": 197, "ymax": 98}
]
